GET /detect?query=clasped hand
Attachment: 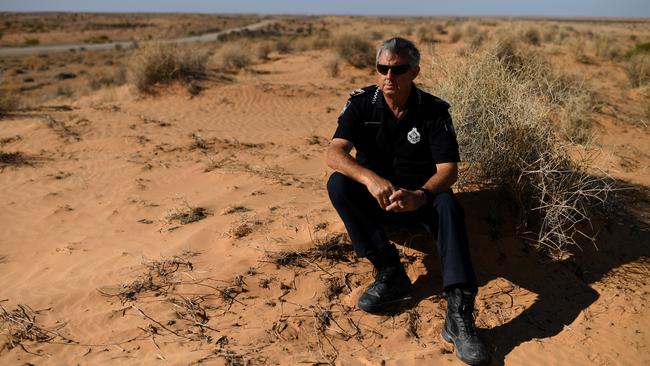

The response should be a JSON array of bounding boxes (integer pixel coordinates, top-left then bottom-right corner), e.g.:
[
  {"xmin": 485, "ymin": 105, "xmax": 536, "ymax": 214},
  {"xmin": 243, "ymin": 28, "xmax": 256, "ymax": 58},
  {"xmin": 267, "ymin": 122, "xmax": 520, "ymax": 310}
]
[{"xmin": 365, "ymin": 176, "xmax": 426, "ymax": 212}]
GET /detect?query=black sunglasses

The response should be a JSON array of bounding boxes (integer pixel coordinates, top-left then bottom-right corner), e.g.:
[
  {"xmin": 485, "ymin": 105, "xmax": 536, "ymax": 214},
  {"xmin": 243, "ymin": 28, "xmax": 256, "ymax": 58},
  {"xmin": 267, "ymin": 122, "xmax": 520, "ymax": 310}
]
[{"xmin": 376, "ymin": 64, "xmax": 411, "ymax": 75}]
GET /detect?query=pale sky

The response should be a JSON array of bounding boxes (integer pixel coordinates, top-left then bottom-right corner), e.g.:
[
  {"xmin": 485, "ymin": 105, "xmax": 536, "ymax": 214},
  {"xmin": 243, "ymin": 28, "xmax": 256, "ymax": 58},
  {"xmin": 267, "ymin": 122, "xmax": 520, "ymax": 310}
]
[{"xmin": 1, "ymin": 0, "xmax": 649, "ymax": 18}]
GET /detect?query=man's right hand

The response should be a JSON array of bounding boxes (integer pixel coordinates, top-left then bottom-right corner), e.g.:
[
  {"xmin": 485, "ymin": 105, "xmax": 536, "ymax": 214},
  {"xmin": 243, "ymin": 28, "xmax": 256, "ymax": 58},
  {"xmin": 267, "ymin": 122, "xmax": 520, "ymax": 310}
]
[{"xmin": 364, "ymin": 174, "xmax": 396, "ymax": 210}]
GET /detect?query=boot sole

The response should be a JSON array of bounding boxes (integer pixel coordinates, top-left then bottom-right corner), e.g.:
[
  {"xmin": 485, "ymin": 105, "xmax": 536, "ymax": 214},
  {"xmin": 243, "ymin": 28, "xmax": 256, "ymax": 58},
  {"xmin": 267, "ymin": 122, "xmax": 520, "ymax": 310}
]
[{"xmin": 441, "ymin": 326, "xmax": 490, "ymax": 366}]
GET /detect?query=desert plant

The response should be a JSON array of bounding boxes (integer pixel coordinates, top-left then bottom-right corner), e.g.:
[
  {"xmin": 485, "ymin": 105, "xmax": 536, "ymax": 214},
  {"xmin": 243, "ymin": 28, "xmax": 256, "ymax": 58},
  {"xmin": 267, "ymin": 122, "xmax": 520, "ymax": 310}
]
[
  {"xmin": 427, "ymin": 46, "xmax": 610, "ymax": 257},
  {"xmin": 324, "ymin": 54, "xmax": 340, "ymax": 77},
  {"xmin": 24, "ymin": 37, "xmax": 39, "ymax": 46},
  {"xmin": 0, "ymin": 89, "xmax": 19, "ymax": 115},
  {"xmin": 88, "ymin": 68, "xmax": 127, "ymax": 90},
  {"xmin": 255, "ymin": 41, "xmax": 273, "ymax": 60},
  {"xmin": 595, "ymin": 35, "xmax": 622, "ymax": 60},
  {"xmin": 333, "ymin": 34, "xmax": 374, "ymax": 69},
  {"xmin": 522, "ymin": 27, "xmax": 541, "ymax": 46},
  {"xmin": 450, "ymin": 28, "xmax": 462, "ymax": 43},
  {"xmin": 128, "ymin": 42, "xmax": 208, "ymax": 93},
  {"xmin": 216, "ymin": 42, "xmax": 251, "ymax": 71},
  {"xmin": 626, "ymin": 53, "xmax": 650, "ymax": 87}
]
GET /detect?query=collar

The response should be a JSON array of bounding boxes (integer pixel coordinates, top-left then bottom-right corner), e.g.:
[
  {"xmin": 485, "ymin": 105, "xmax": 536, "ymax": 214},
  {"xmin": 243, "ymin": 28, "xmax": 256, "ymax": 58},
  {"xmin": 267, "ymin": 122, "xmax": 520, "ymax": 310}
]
[{"xmin": 373, "ymin": 83, "xmax": 421, "ymax": 110}]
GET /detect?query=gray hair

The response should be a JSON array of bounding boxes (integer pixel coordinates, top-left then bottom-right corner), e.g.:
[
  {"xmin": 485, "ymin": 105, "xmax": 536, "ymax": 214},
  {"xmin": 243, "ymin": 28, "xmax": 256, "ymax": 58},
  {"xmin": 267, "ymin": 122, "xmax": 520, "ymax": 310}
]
[{"xmin": 376, "ymin": 37, "xmax": 420, "ymax": 68}]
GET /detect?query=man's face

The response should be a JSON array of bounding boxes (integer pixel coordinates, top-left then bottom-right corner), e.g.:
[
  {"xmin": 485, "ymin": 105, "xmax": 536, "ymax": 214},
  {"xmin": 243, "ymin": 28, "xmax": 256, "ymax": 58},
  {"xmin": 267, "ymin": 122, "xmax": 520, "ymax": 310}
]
[{"xmin": 376, "ymin": 51, "xmax": 420, "ymax": 98}]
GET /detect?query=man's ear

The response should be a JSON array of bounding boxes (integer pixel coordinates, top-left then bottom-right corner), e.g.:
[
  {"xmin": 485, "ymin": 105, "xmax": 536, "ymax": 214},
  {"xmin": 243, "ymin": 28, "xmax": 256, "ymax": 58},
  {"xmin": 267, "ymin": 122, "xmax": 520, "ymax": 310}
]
[{"xmin": 411, "ymin": 65, "xmax": 420, "ymax": 80}]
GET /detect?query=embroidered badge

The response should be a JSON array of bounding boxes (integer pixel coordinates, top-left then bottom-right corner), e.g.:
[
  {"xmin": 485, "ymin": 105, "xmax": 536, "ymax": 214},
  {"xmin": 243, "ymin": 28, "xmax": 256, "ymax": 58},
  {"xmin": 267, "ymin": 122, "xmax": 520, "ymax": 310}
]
[{"xmin": 407, "ymin": 127, "xmax": 421, "ymax": 144}]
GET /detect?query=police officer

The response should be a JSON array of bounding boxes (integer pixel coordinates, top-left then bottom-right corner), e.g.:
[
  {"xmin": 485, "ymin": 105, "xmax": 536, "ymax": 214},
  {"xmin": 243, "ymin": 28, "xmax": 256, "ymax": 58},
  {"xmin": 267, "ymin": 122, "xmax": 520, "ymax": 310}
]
[{"xmin": 326, "ymin": 37, "xmax": 489, "ymax": 365}]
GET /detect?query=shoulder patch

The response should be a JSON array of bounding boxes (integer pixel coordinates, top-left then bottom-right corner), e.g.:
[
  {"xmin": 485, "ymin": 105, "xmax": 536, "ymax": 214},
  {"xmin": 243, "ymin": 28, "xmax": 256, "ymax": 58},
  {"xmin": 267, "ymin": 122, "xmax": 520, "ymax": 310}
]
[{"xmin": 349, "ymin": 88, "xmax": 366, "ymax": 97}]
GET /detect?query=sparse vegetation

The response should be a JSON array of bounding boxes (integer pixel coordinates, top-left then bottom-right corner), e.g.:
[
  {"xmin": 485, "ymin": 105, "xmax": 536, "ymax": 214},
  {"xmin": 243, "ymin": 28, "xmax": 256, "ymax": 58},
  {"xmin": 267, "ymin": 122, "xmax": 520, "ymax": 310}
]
[
  {"xmin": 626, "ymin": 53, "xmax": 650, "ymax": 87},
  {"xmin": 0, "ymin": 89, "xmax": 19, "ymax": 115},
  {"xmin": 88, "ymin": 68, "xmax": 127, "ymax": 89},
  {"xmin": 24, "ymin": 37, "xmax": 39, "ymax": 46},
  {"xmin": 324, "ymin": 54, "xmax": 340, "ymax": 77},
  {"xmin": 128, "ymin": 43, "xmax": 208, "ymax": 93},
  {"xmin": 334, "ymin": 34, "xmax": 374, "ymax": 69},
  {"xmin": 166, "ymin": 204, "xmax": 209, "ymax": 225},
  {"xmin": 215, "ymin": 42, "xmax": 251, "ymax": 71},
  {"xmin": 429, "ymin": 45, "xmax": 611, "ymax": 257}
]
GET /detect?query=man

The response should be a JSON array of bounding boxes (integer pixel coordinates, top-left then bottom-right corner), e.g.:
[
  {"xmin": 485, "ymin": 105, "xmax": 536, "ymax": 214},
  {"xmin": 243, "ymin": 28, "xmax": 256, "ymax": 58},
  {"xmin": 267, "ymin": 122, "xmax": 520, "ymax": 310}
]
[{"xmin": 326, "ymin": 37, "xmax": 489, "ymax": 365}]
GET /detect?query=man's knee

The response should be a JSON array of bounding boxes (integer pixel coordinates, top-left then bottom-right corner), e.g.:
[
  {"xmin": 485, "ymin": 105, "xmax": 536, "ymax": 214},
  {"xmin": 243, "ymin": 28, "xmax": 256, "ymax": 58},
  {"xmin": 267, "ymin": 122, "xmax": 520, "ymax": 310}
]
[
  {"xmin": 433, "ymin": 192, "xmax": 464, "ymax": 217},
  {"xmin": 327, "ymin": 172, "xmax": 357, "ymax": 204}
]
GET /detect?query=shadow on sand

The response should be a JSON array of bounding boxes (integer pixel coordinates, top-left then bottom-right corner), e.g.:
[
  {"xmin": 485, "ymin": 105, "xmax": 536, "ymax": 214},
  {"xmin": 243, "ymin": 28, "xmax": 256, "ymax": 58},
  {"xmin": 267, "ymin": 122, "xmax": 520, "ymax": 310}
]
[{"xmin": 384, "ymin": 181, "xmax": 649, "ymax": 365}]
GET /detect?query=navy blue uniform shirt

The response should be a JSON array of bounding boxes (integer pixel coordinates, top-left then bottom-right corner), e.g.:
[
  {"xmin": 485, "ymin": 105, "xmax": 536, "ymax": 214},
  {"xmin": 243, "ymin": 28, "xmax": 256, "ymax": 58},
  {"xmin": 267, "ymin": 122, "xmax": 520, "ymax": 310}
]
[{"xmin": 333, "ymin": 84, "xmax": 460, "ymax": 190}]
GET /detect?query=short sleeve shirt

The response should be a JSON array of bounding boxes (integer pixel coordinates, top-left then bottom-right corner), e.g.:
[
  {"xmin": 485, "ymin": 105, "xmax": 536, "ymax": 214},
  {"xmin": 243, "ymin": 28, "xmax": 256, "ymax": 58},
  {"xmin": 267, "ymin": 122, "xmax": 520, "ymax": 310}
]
[{"xmin": 333, "ymin": 84, "xmax": 460, "ymax": 190}]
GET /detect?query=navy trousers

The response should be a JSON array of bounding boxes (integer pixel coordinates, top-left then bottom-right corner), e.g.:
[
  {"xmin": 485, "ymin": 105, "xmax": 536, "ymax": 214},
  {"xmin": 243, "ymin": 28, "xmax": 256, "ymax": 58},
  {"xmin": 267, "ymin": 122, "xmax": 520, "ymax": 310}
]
[{"xmin": 327, "ymin": 172, "xmax": 477, "ymax": 288}]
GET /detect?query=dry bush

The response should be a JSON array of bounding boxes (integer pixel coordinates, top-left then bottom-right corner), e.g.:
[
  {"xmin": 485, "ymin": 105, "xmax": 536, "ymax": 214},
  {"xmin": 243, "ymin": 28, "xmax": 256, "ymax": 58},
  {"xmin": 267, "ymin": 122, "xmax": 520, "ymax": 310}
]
[
  {"xmin": 88, "ymin": 68, "xmax": 127, "ymax": 90},
  {"xmin": 595, "ymin": 35, "xmax": 623, "ymax": 61},
  {"xmin": 128, "ymin": 43, "xmax": 208, "ymax": 93},
  {"xmin": 324, "ymin": 54, "xmax": 340, "ymax": 77},
  {"xmin": 626, "ymin": 53, "xmax": 650, "ymax": 87},
  {"xmin": 334, "ymin": 34, "xmax": 374, "ymax": 69},
  {"xmin": 255, "ymin": 41, "xmax": 273, "ymax": 60},
  {"xmin": 0, "ymin": 89, "xmax": 19, "ymax": 115},
  {"xmin": 274, "ymin": 38, "xmax": 292, "ymax": 53},
  {"xmin": 522, "ymin": 26, "xmax": 541, "ymax": 46},
  {"xmin": 450, "ymin": 28, "xmax": 462, "ymax": 43},
  {"xmin": 427, "ymin": 46, "xmax": 611, "ymax": 257},
  {"xmin": 215, "ymin": 42, "xmax": 251, "ymax": 72}
]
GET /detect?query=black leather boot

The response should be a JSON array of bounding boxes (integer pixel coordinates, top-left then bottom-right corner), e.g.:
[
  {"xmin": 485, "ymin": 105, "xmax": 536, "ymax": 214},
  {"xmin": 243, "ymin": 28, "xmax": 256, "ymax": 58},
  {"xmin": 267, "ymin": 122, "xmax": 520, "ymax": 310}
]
[
  {"xmin": 357, "ymin": 264, "xmax": 412, "ymax": 313},
  {"xmin": 442, "ymin": 287, "xmax": 490, "ymax": 365}
]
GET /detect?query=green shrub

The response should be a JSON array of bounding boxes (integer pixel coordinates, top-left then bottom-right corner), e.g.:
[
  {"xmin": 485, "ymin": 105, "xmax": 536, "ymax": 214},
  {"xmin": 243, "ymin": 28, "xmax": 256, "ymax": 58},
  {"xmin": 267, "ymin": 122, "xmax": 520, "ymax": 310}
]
[
  {"xmin": 128, "ymin": 43, "xmax": 208, "ymax": 93},
  {"xmin": 334, "ymin": 34, "xmax": 374, "ymax": 69}
]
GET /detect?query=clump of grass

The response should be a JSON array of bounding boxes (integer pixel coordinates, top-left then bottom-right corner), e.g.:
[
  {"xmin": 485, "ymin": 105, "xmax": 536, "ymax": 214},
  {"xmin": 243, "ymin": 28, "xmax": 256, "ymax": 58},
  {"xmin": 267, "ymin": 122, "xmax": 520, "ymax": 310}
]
[
  {"xmin": 24, "ymin": 37, "xmax": 39, "ymax": 46},
  {"xmin": 88, "ymin": 68, "xmax": 127, "ymax": 90},
  {"xmin": 216, "ymin": 42, "xmax": 251, "ymax": 71},
  {"xmin": 1, "ymin": 304, "xmax": 76, "ymax": 352},
  {"xmin": 0, "ymin": 89, "xmax": 19, "ymax": 115},
  {"xmin": 428, "ymin": 46, "xmax": 611, "ymax": 257},
  {"xmin": 334, "ymin": 34, "xmax": 374, "ymax": 69},
  {"xmin": 0, "ymin": 151, "xmax": 32, "ymax": 168},
  {"xmin": 624, "ymin": 41, "xmax": 650, "ymax": 58},
  {"xmin": 128, "ymin": 43, "xmax": 208, "ymax": 93},
  {"xmin": 166, "ymin": 204, "xmax": 209, "ymax": 225},
  {"xmin": 324, "ymin": 54, "xmax": 340, "ymax": 77},
  {"xmin": 595, "ymin": 35, "xmax": 622, "ymax": 60},
  {"xmin": 522, "ymin": 27, "xmax": 541, "ymax": 46},
  {"xmin": 626, "ymin": 53, "xmax": 650, "ymax": 87},
  {"xmin": 268, "ymin": 233, "xmax": 354, "ymax": 267},
  {"xmin": 228, "ymin": 216, "xmax": 263, "ymax": 238},
  {"xmin": 99, "ymin": 256, "xmax": 193, "ymax": 303},
  {"xmin": 222, "ymin": 205, "xmax": 251, "ymax": 214}
]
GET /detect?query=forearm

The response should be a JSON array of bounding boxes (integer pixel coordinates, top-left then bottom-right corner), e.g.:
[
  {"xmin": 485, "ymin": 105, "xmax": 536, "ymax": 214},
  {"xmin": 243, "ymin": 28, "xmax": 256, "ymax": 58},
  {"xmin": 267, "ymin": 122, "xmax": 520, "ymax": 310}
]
[
  {"xmin": 421, "ymin": 163, "xmax": 458, "ymax": 193},
  {"xmin": 326, "ymin": 145, "xmax": 378, "ymax": 186}
]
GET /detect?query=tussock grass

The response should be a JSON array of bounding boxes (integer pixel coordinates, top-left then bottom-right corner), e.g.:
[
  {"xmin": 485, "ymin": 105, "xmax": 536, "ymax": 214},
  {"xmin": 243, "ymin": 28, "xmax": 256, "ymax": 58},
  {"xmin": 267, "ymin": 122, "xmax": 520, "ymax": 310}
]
[
  {"xmin": 324, "ymin": 54, "xmax": 340, "ymax": 77},
  {"xmin": 215, "ymin": 42, "xmax": 251, "ymax": 71},
  {"xmin": 0, "ymin": 89, "xmax": 19, "ymax": 115},
  {"xmin": 333, "ymin": 34, "xmax": 374, "ymax": 69},
  {"xmin": 128, "ymin": 43, "xmax": 208, "ymax": 93},
  {"xmin": 626, "ymin": 53, "xmax": 650, "ymax": 87},
  {"xmin": 428, "ymin": 45, "xmax": 611, "ymax": 257}
]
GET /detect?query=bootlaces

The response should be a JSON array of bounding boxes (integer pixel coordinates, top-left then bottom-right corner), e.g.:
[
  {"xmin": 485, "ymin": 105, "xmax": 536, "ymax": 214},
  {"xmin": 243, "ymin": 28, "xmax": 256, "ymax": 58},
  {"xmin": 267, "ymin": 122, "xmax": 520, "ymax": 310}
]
[{"xmin": 457, "ymin": 301, "xmax": 478, "ymax": 337}]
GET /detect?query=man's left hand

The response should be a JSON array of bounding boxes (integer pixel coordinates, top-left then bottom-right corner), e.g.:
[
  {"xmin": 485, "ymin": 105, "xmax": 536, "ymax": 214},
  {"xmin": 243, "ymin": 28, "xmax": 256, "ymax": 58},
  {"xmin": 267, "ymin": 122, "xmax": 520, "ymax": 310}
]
[{"xmin": 385, "ymin": 189, "xmax": 427, "ymax": 212}]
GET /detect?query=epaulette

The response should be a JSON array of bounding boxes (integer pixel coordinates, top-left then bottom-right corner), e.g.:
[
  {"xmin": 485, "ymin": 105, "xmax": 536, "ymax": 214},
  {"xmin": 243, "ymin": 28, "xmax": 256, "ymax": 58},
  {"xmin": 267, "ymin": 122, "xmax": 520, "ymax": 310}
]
[
  {"xmin": 349, "ymin": 88, "xmax": 366, "ymax": 97},
  {"xmin": 431, "ymin": 95, "xmax": 451, "ymax": 109}
]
